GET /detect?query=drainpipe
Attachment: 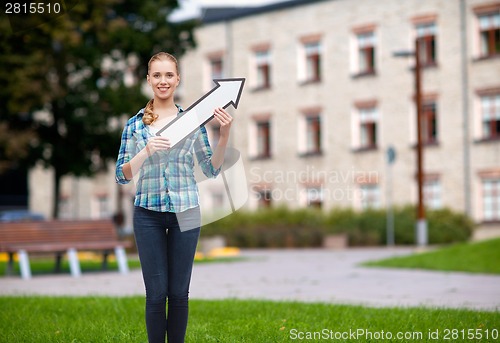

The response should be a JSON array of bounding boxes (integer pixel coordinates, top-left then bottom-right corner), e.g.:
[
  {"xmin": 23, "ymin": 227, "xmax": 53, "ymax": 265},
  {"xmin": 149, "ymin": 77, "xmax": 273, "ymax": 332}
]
[
  {"xmin": 460, "ymin": 0, "xmax": 472, "ymax": 217},
  {"xmin": 225, "ymin": 19, "xmax": 233, "ymax": 78}
]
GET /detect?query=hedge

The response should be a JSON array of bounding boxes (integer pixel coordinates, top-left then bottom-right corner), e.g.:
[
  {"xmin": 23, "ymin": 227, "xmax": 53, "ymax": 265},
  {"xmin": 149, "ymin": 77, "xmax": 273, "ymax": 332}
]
[{"xmin": 201, "ymin": 206, "xmax": 474, "ymax": 248}]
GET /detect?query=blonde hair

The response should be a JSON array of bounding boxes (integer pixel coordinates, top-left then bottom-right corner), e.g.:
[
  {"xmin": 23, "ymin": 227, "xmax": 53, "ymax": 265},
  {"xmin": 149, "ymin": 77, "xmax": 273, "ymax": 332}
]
[{"xmin": 143, "ymin": 52, "xmax": 179, "ymax": 125}]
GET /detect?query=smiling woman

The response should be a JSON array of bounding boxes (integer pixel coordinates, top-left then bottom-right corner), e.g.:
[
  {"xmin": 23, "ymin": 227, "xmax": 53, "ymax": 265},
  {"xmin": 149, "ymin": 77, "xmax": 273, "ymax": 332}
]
[{"xmin": 114, "ymin": 51, "xmax": 235, "ymax": 343}]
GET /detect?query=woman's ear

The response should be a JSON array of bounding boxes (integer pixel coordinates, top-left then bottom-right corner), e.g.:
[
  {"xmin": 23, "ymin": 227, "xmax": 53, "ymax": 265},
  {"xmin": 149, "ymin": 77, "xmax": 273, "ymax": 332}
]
[{"xmin": 146, "ymin": 74, "xmax": 151, "ymax": 86}]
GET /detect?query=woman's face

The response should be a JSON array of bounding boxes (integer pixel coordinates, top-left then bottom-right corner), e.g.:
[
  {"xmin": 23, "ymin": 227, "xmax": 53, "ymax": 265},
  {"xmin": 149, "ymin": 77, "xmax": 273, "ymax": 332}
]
[{"xmin": 147, "ymin": 60, "xmax": 180, "ymax": 101}]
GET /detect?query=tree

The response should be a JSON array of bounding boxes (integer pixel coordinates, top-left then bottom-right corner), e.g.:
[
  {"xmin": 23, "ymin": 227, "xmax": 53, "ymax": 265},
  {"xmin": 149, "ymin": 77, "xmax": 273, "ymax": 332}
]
[{"xmin": 0, "ymin": 0, "xmax": 196, "ymax": 218}]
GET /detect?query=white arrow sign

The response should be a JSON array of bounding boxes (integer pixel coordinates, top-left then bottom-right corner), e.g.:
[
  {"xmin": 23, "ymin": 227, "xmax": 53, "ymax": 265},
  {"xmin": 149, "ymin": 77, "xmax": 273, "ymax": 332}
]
[{"xmin": 156, "ymin": 78, "xmax": 245, "ymax": 148}]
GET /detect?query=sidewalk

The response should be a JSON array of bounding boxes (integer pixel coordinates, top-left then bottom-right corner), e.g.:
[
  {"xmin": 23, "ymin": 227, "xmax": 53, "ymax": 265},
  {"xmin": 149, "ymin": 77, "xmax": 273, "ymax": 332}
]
[{"xmin": 1, "ymin": 248, "xmax": 499, "ymax": 311}]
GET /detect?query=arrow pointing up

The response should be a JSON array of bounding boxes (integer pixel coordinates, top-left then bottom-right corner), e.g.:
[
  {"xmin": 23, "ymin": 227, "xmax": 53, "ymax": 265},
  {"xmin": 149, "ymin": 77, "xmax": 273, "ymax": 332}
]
[{"xmin": 156, "ymin": 78, "xmax": 245, "ymax": 148}]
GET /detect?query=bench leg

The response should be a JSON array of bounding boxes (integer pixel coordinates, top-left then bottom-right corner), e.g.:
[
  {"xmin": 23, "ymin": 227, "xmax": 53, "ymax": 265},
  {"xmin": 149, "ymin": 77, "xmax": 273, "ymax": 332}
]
[
  {"xmin": 54, "ymin": 253, "xmax": 63, "ymax": 273},
  {"xmin": 6, "ymin": 252, "xmax": 15, "ymax": 276},
  {"xmin": 18, "ymin": 250, "xmax": 32, "ymax": 280},
  {"xmin": 115, "ymin": 247, "xmax": 129, "ymax": 275},
  {"xmin": 102, "ymin": 251, "xmax": 110, "ymax": 271},
  {"xmin": 67, "ymin": 248, "xmax": 81, "ymax": 278}
]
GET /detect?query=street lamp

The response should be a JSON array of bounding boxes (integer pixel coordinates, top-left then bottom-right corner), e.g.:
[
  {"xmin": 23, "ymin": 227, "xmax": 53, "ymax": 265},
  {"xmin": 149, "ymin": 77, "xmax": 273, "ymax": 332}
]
[{"xmin": 393, "ymin": 39, "xmax": 427, "ymax": 247}]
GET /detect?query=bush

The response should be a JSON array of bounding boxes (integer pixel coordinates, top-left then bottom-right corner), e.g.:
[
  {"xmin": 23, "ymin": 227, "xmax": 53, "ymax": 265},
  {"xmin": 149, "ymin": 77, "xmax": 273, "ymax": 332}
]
[
  {"xmin": 201, "ymin": 206, "xmax": 473, "ymax": 248},
  {"xmin": 427, "ymin": 208, "xmax": 474, "ymax": 244}
]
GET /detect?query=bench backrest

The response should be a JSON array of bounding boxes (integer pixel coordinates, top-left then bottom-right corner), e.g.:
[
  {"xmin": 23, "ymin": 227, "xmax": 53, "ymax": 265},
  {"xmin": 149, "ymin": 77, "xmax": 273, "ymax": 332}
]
[{"xmin": 0, "ymin": 220, "xmax": 118, "ymax": 250}]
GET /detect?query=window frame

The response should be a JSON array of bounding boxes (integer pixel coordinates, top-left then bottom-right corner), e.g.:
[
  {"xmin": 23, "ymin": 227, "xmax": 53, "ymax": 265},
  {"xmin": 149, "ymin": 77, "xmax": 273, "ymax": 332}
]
[
  {"xmin": 416, "ymin": 22, "xmax": 438, "ymax": 67},
  {"xmin": 481, "ymin": 178, "xmax": 500, "ymax": 222},
  {"xmin": 304, "ymin": 41, "xmax": 322, "ymax": 83},
  {"xmin": 256, "ymin": 120, "xmax": 272, "ymax": 159},
  {"xmin": 423, "ymin": 177, "xmax": 442, "ymax": 210},
  {"xmin": 478, "ymin": 90, "xmax": 500, "ymax": 141},
  {"xmin": 258, "ymin": 189, "xmax": 272, "ymax": 209},
  {"xmin": 356, "ymin": 31, "xmax": 376, "ymax": 76},
  {"xmin": 298, "ymin": 34, "xmax": 323, "ymax": 85},
  {"xmin": 360, "ymin": 183, "xmax": 380, "ymax": 209},
  {"xmin": 421, "ymin": 100, "xmax": 439, "ymax": 145},
  {"xmin": 358, "ymin": 106, "xmax": 378, "ymax": 150},
  {"xmin": 305, "ymin": 186, "xmax": 323, "ymax": 209},
  {"xmin": 478, "ymin": 11, "xmax": 500, "ymax": 58},
  {"xmin": 253, "ymin": 48, "xmax": 272, "ymax": 90}
]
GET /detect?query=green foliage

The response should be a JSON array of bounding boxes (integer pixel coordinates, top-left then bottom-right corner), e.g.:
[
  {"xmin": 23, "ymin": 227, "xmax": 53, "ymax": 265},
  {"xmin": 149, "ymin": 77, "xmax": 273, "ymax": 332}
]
[
  {"xmin": 363, "ymin": 238, "xmax": 500, "ymax": 275},
  {"xmin": 0, "ymin": 297, "xmax": 498, "ymax": 342},
  {"xmin": 427, "ymin": 208, "xmax": 474, "ymax": 243},
  {"xmin": 0, "ymin": 0, "xmax": 197, "ymax": 216},
  {"xmin": 323, "ymin": 205, "xmax": 473, "ymax": 246},
  {"xmin": 202, "ymin": 206, "xmax": 474, "ymax": 248},
  {"xmin": 203, "ymin": 207, "xmax": 325, "ymax": 248}
]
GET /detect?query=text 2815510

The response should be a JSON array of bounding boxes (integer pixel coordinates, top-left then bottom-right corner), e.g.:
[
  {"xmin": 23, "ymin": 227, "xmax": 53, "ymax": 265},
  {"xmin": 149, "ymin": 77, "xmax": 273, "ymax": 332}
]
[{"xmin": 5, "ymin": 2, "xmax": 61, "ymax": 14}]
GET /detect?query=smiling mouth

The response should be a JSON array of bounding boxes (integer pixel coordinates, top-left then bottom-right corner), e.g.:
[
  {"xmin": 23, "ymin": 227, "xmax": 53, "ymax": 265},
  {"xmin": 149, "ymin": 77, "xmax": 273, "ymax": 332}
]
[{"xmin": 158, "ymin": 87, "xmax": 169, "ymax": 91}]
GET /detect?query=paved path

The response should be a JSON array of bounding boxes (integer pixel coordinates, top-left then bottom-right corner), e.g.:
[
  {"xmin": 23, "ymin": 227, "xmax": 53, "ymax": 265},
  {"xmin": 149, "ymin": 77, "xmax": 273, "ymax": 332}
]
[{"xmin": 1, "ymin": 248, "xmax": 499, "ymax": 311}]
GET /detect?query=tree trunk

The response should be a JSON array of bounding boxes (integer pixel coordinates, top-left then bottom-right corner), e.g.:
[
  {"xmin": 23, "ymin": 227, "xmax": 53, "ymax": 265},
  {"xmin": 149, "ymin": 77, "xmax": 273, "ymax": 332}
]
[{"xmin": 52, "ymin": 168, "xmax": 62, "ymax": 219}]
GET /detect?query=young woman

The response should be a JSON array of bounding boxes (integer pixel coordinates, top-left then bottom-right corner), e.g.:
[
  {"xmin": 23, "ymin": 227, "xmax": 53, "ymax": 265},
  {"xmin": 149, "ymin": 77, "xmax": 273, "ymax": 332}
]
[{"xmin": 115, "ymin": 52, "xmax": 233, "ymax": 343}]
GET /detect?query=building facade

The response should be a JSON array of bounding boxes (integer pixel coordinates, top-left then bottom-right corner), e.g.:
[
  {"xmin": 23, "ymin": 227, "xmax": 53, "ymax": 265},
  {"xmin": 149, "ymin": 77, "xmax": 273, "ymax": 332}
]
[
  {"xmin": 30, "ymin": 0, "xmax": 500, "ymax": 236},
  {"xmin": 178, "ymin": 0, "xmax": 500, "ymax": 230}
]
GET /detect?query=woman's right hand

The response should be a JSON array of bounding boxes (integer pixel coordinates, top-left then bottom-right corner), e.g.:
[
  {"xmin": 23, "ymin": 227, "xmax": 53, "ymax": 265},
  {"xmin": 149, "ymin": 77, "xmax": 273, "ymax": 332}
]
[{"xmin": 146, "ymin": 136, "xmax": 171, "ymax": 156}]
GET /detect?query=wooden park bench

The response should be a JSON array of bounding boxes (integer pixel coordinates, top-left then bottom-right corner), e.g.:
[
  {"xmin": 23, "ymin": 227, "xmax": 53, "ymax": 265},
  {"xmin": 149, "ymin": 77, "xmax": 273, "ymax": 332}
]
[{"xmin": 0, "ymin": 219, "xmax": 132, "ymax": 279}]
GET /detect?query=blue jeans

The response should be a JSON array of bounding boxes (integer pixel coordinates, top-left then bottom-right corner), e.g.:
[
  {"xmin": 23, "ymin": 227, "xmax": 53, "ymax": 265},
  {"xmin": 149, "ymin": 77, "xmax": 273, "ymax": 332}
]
[{"xmin": 133, "ymin": 206, "xmax": 201, "ymax": 343}]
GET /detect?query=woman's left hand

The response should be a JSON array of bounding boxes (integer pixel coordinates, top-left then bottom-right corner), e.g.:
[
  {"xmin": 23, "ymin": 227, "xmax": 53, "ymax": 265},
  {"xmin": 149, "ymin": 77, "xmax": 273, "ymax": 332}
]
[{"xmin": 214, "ymin": 107, "xmax": 233, "ymax": 141}]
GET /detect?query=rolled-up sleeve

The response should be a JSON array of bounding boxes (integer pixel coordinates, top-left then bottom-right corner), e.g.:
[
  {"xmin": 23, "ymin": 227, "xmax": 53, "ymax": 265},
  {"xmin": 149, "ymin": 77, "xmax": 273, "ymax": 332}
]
[
  {"xmin": 115, "ymin": 118, "xmax": 136, "ymax": 184},
  {"xmin": 195, "ymin": 126, "xmax": 221, "ymax": 179}
]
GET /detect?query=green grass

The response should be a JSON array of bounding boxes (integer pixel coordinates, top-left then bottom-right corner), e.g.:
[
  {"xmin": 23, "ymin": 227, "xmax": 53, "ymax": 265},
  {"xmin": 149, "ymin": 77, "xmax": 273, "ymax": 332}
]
[
  {"xmin": 0, "ymin": 257, "xmax": 142, "ymax": 276},
  {"xmin": 0, "ymin": 256, "xmax": 246, "ymax": 277},
  {"xmin": 363, "ymin": 238, "xmax": 500, "ymax": 274},
  {"xmin": 0, "ymin": 297, "xmax": 498, "ymax": 342}
]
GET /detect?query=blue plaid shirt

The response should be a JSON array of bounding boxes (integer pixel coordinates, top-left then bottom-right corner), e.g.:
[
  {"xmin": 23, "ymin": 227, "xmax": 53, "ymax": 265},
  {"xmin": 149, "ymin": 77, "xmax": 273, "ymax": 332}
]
[{"xmin": 115, "ymin": 106, "xmax": 221, "ymax": 213}]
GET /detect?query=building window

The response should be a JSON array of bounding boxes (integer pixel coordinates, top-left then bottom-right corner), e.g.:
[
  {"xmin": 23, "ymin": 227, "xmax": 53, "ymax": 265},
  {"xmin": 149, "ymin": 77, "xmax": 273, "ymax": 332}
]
[
  {"xmin": 209, "ymin": 123, "xmax": 221, "ymax": 146},
  {"xmin": 482, "ymin": 178, "xmax": 500, "ymax": 221},
  {"xmin": 58, "ymin": 195, "xmax": 72, "ymax": 219},
  {"xmin": 357, "ymin": 31, "xmax": 376, "ymax": 75},
  {"xmin": 298, "ymin": 39, "xmax": 322, "ymax": 83},
  {"xmin": 256, "ymin": 121, "xmax": 271, "ymax": 159},
  {"xmin": 209, "ymin": 57, "xmax": 224, "ymax": 80},
  {"xmin": 96, "ymin": 195, "xmax": 110, "ymax": 219},
  {"xmin": 305, "ymin": 42, "xmax": 321, "ymax": 82},
  {"xmin": 421, "ymin": 101, "xmax": 438, "ymax": 144},
  {"xmin": 306, "ymin": 116, "xmax": 321, "ymax": 154},
  {"xmin": 358, "ymin": 106, "xmax": 378, "ymax": 149},
  {"xmin": 212, "ymin": 192, "xmax": 225, "ymax": 209},
  {"xmin": 305, "ymin": 186, "xmax": 323, "ymax": 209},
  {"xmin": 257, "ymin": 188, "xmax": 272, "ymax": 209},
  {"xmin": 416, "ymin": 22, "xmax": 437, "ymax": 66},
  {"xmin": 478, "ymin": 11, "xmax": 500, "ymax": 58},
  {"xmin": 360, "ymin": 184, "xmax": 380, "ymax": 209},
  {"xmin": 480, "ymin": 92, "xmax": 500, "ymax": 140},
  {"xmin": 424, "ymin": 178, "xmax": 441, "ymax": 209},
  {"xmin": 254, "ymin": 50, "xmax": 271, "ymax": 90}
]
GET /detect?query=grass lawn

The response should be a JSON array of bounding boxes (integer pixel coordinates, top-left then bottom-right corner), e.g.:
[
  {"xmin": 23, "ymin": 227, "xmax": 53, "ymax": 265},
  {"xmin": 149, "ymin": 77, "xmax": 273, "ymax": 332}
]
[
  {"xmin": 362, "ymin": 238, "xmax": 500, "ymax": 275},
  {"xmin": 0, "ymin": 254, "xmax": 244, "ymax": 277},
  {"xmin": 0, "ymin": 296, "xmax": 499, "ymax": 342},
  {"xmin": 0, "ymin": 255, "xmax": 142, "ymax": 276}
]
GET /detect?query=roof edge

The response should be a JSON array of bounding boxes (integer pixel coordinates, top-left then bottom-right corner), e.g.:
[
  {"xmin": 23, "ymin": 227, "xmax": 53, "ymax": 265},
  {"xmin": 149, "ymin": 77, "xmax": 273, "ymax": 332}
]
[{"xmin": 201, "ymin": 0, "xmax": 331, "ymax": 24}]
